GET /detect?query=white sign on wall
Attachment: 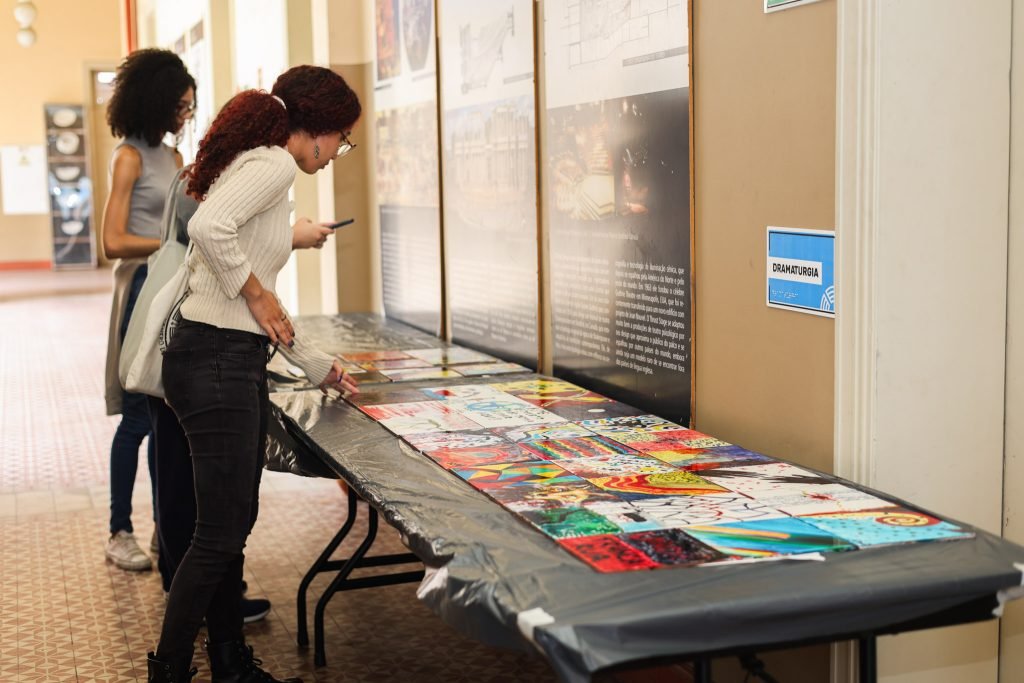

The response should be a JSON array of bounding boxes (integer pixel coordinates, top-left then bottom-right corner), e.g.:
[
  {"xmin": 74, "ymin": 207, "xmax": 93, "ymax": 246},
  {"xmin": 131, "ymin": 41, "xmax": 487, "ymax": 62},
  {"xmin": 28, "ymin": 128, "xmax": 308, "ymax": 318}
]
[{"xmin": 0, "ymin": 145, "xmax": 48, "ymax": 215}]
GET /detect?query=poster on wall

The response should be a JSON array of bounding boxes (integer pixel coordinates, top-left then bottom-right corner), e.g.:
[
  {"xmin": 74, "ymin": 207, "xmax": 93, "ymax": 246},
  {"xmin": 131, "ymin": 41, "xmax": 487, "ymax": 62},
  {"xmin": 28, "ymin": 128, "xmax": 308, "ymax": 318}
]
[
  {"xmin": 0, "ymin": 145, "xmax": 48, "ymax": 215},
  {"xmin": 44, "ymin": 104, "xmax": 96, "ymax": 269},
  {"xmin": 542, "ymin": 0, "xmax": 692, "ymax": 425},
  {"xmin": 375, "ymin": 0, "xmax": 443, "ymax": 335},
  {"xmin": 438, "ymin": 0, "xmax": 538, "ymax": 367}
]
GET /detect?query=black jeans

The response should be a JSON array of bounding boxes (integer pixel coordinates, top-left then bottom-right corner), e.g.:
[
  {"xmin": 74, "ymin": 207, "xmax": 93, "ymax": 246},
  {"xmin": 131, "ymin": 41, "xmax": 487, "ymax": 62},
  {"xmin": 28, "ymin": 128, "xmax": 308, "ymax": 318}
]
[
  {"xmin": 156, "ymin": 319, "xmax": 269, "ymax": 661},
  {"xmin": 147, "ymin": 395, "xmax": 196, "ymax": 593}
]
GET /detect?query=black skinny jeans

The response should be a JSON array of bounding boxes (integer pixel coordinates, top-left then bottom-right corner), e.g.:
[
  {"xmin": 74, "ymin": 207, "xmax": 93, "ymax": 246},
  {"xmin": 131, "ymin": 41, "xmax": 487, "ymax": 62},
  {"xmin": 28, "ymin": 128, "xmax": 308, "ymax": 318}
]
[{"xmin": 156, "ymin": 319, "xmax": 269, "ymax": 661}]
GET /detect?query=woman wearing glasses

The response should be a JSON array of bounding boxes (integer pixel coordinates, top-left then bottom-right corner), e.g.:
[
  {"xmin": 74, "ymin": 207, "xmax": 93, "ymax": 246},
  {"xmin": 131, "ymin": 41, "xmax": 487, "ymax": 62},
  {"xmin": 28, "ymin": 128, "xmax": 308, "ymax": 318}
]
[
  {"xmin": 102, "ymin": 49, "xmax": 195, "ymax": 573},
  {"xmin": 147, "ymin": 66, "xmax": 359, "ymax": 683}
]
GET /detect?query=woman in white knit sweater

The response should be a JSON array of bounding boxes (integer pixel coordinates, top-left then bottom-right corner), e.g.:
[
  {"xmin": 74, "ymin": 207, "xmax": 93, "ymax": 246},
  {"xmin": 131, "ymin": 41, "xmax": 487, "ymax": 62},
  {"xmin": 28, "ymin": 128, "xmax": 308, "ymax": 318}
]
[{"xmin": 148, "ymin": 66, "xmax": 360, "ymax": 683}]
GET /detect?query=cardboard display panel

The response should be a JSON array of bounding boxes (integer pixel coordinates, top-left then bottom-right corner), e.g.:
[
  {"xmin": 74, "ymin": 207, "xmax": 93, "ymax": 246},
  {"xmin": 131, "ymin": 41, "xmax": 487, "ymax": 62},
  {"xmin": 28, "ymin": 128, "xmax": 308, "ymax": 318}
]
[
  {"xmin": 542, "ymin": 0, "xmax": 692, "ymax": 424},
  {"xmin": 375, "ymin": 0, "xmax": 444, "ymax": 334},
  {"xmin": 438, "ymin": 0, "xmax": 539, "ymax": 368}
]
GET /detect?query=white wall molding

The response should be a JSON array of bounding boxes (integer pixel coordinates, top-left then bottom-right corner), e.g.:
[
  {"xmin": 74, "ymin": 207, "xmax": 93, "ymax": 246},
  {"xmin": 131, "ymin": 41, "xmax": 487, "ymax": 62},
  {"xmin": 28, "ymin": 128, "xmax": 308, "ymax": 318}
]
[
  {"xmin": 833, "ymin": 4, "xmax": 880, "ymax": 679},
  {"xmin": 834, "ymin": 2, "xmax": 1011, "ymax": 682}
]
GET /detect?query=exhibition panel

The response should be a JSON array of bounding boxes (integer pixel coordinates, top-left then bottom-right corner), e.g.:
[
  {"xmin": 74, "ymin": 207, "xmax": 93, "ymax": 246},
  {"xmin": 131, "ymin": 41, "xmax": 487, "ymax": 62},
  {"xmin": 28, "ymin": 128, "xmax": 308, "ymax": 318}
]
[
  {"xmin": 438, "ymin": 0, "xmax": 540, "ymax": 368},
  {"xmin": 374, "ymin": 0, "xmax": 444, "ymax": 335}
]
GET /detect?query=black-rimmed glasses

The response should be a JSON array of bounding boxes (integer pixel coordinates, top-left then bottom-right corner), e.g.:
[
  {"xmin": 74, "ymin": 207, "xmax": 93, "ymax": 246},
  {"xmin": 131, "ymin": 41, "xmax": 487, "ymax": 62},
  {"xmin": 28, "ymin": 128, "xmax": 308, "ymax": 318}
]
[{"xmin": 333, "ymin": 131, "xmax": 357, "ymax": 160}]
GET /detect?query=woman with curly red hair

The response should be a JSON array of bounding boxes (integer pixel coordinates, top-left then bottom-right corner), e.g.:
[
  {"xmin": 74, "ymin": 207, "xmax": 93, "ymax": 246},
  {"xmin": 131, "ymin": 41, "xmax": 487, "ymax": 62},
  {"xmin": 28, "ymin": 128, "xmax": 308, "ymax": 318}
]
[{"xmin": 147, "ymin": 65, "xmax": 361, "ymax": 683}]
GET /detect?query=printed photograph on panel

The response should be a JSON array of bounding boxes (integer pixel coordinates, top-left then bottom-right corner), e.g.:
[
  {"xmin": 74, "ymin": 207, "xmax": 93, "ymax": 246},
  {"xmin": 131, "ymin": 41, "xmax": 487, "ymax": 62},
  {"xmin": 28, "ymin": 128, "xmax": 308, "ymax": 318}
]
[
  {"xmin": 545, "ymin": 87, "xmax": 691, "ymax": 422},
  {"xmin": 376, "ymin": 0, "xmax": 401, "ymax": 81},
  {"xmin": 401, "ymin": 0, "xmax": 434, "ymax": 72},
  {"xmin": 443, "ymin": 96, "xmax": 538, "ymax": 365},
  {"xmin": 376, "ymin": 103, "xmax": 440, "ymax": 208}
]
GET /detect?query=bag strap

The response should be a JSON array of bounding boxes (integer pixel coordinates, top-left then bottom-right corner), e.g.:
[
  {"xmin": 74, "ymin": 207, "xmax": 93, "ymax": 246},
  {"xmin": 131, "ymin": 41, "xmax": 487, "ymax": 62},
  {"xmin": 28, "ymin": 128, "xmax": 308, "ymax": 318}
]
[{"xmin": 158, "ymin": 169, "xmax": 190, "ymax": 246}]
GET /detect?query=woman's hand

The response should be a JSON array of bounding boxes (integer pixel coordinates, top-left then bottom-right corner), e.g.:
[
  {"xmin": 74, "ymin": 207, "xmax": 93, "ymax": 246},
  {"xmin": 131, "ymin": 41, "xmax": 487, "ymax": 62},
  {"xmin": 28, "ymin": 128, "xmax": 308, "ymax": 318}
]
[
  {"xmin": 240, "ymin": 274, "xmax": 294, "ymax": 347},
  {"xmin": 320, "ymin": 359, "xmax": 359, "ymax": 396},
  {"xmin": 292, "ymin": 217, "xmax": 332, "ymax": 250}
]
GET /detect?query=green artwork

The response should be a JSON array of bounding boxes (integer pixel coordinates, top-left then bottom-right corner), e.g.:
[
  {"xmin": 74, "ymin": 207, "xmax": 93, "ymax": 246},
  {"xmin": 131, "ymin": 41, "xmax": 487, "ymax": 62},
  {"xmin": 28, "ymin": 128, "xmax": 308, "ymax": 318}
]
[{"xmin": 520, "ymin": 507, "xmax": 622, "ymax": 539}]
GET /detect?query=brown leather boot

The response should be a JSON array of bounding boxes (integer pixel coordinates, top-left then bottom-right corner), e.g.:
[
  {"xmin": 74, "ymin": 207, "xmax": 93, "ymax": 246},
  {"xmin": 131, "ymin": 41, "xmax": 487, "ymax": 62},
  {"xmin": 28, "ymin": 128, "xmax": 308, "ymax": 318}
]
[
  {"xmin": 206, "ymin": 639, "xmax": 302, "ymax": 683},
  {"xmin": 146, "ymin": 651, "xmax": 196, "ymax": 683}
]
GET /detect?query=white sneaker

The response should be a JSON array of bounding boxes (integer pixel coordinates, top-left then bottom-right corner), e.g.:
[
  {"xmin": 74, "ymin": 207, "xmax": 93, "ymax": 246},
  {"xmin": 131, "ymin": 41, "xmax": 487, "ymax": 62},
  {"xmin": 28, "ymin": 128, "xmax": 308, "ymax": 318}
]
[
  {"xmin": 150, "ymin": 530, "xmax": 159, "ymax": 554},
  {"xmin": 105, "ymin": 530, "xmax": 153, "ymax": 571}
]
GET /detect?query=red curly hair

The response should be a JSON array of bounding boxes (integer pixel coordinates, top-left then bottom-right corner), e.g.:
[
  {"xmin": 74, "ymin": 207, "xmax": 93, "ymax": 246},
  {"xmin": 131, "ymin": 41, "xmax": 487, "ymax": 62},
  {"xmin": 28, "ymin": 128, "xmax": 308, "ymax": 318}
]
[{"xmin": 187, "ymin": 66, "xmax": 361, "ymax": 200}]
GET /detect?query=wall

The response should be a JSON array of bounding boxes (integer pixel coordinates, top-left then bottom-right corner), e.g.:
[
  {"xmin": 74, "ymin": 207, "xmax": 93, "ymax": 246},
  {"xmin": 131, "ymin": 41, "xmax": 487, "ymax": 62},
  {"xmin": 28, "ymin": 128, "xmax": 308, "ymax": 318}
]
[
  {"xmin": 0, "ymin": 0, "xmax": 122, "ymax": 266},
  {"xmin": 693, "ymin": 5, "xmax": 836, "ymax": 477},
  {"xmin": 692, "ymin": 2, "xmax": 836, "ymax": 680},
  {"xmin": 1002, "ymin": 0, "xmax": 1024, "ymax": 678},
  {"xmin": 835, "ymin": 1, "xmax": 1011, "ymax": 682}
]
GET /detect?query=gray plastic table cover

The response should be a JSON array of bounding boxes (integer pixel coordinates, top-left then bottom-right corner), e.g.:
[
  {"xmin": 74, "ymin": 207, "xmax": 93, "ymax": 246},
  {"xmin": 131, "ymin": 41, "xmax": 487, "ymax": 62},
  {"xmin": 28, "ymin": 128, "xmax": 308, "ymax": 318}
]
[{"xmin": 269, "ymin": 383, "xmax": 1024, "ymax": 683}]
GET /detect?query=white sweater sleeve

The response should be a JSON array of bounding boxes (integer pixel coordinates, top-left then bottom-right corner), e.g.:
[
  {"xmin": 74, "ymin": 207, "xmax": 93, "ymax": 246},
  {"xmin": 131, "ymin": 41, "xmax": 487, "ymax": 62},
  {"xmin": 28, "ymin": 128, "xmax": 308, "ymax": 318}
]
[
  {"xmin": 278, "ymin": 328, "xmax": 336, "ymax": 387},
  {"xmin": 187, "ymin": 147, "xmax": 296, "ymax": 299}
]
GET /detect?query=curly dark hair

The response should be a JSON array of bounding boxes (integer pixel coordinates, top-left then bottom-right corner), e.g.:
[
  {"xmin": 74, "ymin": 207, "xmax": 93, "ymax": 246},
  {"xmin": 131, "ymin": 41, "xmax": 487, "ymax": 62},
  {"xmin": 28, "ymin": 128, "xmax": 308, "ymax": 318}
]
[
  {"xmin": 186, "ymin": 66, "xmax": 361, "ymax": 200},
  {"xmin": 106, "ymin": 49, "xmax": 196, "ymax": 147}
]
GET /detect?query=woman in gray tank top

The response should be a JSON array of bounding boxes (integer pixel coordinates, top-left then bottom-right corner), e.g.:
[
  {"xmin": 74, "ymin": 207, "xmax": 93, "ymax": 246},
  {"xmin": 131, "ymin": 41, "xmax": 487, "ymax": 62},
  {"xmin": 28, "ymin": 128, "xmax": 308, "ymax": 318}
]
[{"xmin": 101, "ymin": 49, "xmax": 195, "ymax": 573}]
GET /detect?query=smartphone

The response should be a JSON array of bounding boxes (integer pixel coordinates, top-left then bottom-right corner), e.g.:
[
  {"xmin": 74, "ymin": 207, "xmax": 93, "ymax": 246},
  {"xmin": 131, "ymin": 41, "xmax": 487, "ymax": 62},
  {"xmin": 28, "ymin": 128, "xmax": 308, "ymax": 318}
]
[{"xmin": 326, "ymin": 218, "xmax": 355, "ymax": 229}]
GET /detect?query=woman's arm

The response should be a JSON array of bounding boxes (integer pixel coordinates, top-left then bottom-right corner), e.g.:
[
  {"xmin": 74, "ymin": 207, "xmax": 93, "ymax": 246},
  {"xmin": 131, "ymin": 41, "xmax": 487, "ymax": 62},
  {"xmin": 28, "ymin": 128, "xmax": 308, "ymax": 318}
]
[{"xmin": 102, "ymin": 146, "xmax": 161, "ymax": 259}]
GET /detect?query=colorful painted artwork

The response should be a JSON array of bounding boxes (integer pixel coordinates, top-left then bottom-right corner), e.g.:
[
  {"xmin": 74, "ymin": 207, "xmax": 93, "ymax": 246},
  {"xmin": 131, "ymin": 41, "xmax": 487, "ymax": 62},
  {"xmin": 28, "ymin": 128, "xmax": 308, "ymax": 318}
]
[
  {"xmin": 629, "ymin": 494, "xmax": 788, "ymax": 529},
  {"xmin": 404, "ymin": 347, "xmax": 497, "ymax": 365},
  {"xmin": 620, "ymin": 529, "xmax": 728, "ymax": 567},
  {"xmin": 420, "ymin": 384, "xmax": 507, "ymax": 400},
  {"xmin": 445, "ymin": 395, "xmax": 566, "ymax": 428},
  {"xmin": 359, "ymin": 357, "xmax": 433, "ymax": 370},
  {"xmin": 502, "ymin": 382, "xmax": 645, "ymax": 420},
  {"xmin": 555, "ymin": 453, "xmax": 677, "ymax": 479},
  {"xmin": 799, "ymin": 507, "xmax": 974, "ymax": 547},
  {"xmin": 519, "ymin": 507, "xmax": 622, "ymax": 539},
  {"xmin": 375, "ymin": 0, "xmax": 401, "ymax": 81},
  {"xmin": 579, "ymin": 414, "xmax": 688, "ymax": 435},
  {"xmin": 582, "ymin": 500, "xmax": 664, "ymax": 533},
  {"xmin": 650, "ymin": 447, "xmax": 774, "ymax": 471},
  {"xmin": 518, "ymin": 435, "xmax": 639, "ymax": 461},
  {"xmin": 348, "ymin": 389, "xmax": 435, "ymax": 407},
  {"xmin": 451, "ymin": 362, "xmax": 531, "ymax": 377},
  {"xmin": 493, "ymin": 378, "xmax": 584, "ymax": 394},
  {"xmin": 604, "ymin": 430, "xmax": 732, "ymax": 452},
  {"xmin": 558, "ymin": 534, "xmax": 661, "ymax": 572},
  {"xmin": 425, "ymin": 443, "xmax": 535, "ymax": 469},
  {"xmin": 402, "ymin": 430, "xmax": 509, "ymax": 451},
  {"xmin": 454, "ymin": 461, "xmax": 579, "ymax": 488},
  {"xmin": 378, "ymin": 367, "xmax": 464, "ymax": 382},
  {"xmin": 359, "ymin": 400, "xmax": 480, "ymax": 435},
  {"xmin": 591, "ymin": 472, "xmax": 729, "ymax": 497},
  {"xmin": 492, "ymin": 422, "xmax": 597, "ymax": 443},
  {"xmin": 339, "ymin": 360, "xmax": 972, "ymax": 572},
  {"xmin": 700, "ymin": 462, "xmax": 894, "ymax": 515},
  {"xmin": 342, "ymin": 350, "xmax": 413, "ymax": 362},
  {"xmin": 700, "ymin": 462, "xmax": 828, "ymax": 493},
  {"xmin": 684, "ymin": 518, "xmax": 856, "ymax": 558},
  {"xmin": 489, "ymin": 479, "xmax": 619, "ymax": 509}
]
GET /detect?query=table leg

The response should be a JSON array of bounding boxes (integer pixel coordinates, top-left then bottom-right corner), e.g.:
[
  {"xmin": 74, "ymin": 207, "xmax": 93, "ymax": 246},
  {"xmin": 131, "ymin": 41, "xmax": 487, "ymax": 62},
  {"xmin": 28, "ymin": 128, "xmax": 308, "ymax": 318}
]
[
  {"xmin": 858, "ymin": 636, "xmax": 877, "ymax": 683},
  {"xmin": 314, "ymin": 506, "xmax": 380, "ymax": 667},
  {"xmin": 693, "ymin": 657, "xmax": 712, "ymax": 682},
  {"xmin": 296, "ymin": 489, "xmax": 358, "ymax": 647}
]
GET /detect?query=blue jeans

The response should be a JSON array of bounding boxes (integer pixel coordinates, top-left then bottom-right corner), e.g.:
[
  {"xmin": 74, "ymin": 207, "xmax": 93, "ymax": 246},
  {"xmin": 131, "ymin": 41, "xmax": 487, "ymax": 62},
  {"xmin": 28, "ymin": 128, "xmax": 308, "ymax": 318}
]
[
  {"xmin": 157, "ymin": 319, "xmax": 269, "ymax": 659},
  {"xmin": 109, "ymin": 265, "xmax": 157, "ymax": 535}
]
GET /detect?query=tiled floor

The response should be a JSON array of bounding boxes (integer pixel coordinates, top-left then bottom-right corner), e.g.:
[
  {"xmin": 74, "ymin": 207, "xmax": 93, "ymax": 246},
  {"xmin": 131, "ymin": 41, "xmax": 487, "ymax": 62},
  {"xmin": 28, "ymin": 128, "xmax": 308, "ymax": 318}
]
[{"xmin": 0, "ymin": 269, "xmax": 694, "ymax": 683}]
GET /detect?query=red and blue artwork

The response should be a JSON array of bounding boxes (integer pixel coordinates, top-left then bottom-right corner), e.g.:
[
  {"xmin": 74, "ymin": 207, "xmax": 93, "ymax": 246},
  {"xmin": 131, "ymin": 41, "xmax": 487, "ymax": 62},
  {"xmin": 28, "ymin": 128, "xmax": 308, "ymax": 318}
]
[
  {"xmin": 799, "ymin": 507, "xmax": 974, "ymax": 547},
  {"xmin": 684, "ymin": 517, "xmax": 856, "ymax": 558},
  {"xmin": 518, "ymin": 436, "xmax": 639, "ymax": 461},
  {"xmin": 453, "ymin": 461, "xmax": 578, "ymax": 489},
  {"xmin": 620, "ymin": 529, "xmax": 728, "ymax": 567},
  {"xmin": 558, "ymin": 534, "xmax": 661, "ymax": 572}
]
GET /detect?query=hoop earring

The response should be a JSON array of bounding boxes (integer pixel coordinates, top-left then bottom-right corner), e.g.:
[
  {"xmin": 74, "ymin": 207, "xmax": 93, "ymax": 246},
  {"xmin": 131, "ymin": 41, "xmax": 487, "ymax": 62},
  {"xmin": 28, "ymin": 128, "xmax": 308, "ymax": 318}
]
[{"xmin": 313, "ymin": 143, "xmax": 320, "ymax": 160}]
